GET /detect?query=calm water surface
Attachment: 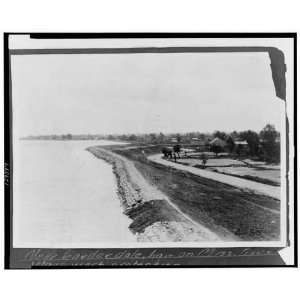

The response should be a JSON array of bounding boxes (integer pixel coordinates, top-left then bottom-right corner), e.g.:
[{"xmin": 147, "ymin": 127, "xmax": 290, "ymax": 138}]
[{"xmin": 13, "ymin": 140, "xmax": 135, "ymax": 247}]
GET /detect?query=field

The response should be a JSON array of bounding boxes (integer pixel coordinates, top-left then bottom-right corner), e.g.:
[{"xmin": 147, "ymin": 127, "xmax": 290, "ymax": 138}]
[
  {"xmin": 100, "ymin": 144, "xmax": 280, "ymax": 241},
  {"xmin": 176, "ymin": 155, "xmax": 280, "ymax": 186}
]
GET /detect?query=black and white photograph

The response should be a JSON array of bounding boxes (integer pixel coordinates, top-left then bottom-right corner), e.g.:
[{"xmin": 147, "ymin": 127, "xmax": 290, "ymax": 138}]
[{"xmin": 4, "ymin": 33, "xmax": 296, "ymax": 268}]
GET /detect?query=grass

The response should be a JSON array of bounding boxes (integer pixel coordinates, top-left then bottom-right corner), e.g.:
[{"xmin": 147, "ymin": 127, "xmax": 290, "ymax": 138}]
[{"xmin": 209, "ymin": 169, "xmax": 280, "ymax": 186}]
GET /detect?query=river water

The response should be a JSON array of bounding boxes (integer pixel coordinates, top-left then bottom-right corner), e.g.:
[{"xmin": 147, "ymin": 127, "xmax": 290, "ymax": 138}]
[{"xmin": 13, "ymin": 140, "xmax": 136, "ymax": 247}]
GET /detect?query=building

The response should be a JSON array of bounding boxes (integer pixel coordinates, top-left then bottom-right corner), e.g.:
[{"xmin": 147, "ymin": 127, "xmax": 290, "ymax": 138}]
[
  {"xmin": 209, "ymin": 137, "xmax": 227, "ymax": 148},
  {"xmin": 234, "ymin": 140, "xmax": 249, "ymax": 155}
]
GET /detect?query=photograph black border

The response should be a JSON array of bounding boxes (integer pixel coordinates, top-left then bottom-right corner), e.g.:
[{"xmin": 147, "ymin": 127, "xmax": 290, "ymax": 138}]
[{"xmin": 4, "ymin": 32, "xmax": 298, "ymax": 269}]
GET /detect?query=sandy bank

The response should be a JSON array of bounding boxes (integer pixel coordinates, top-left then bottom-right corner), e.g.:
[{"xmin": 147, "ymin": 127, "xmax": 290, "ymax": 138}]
[{"xmin": 87, "ymin": 146, "xmax": 232, "ymax": 242}]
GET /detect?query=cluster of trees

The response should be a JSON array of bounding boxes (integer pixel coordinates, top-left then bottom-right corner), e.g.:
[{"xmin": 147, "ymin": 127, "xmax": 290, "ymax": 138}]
[
  {"xmin": 213, "ymin": 124, "xmax": 280, "ymax": 163},
  {"xmin": 259, "ymin": 124, "xmax": 281, "ymax": 163}
]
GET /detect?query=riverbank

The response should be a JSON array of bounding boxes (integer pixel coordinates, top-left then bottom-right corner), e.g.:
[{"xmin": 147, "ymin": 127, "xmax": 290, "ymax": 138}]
[
  {"xmin": 87, "ymin": 146, "xmax": 234, "ymax": 242},
  {"xmin": 89, "ymin": 144, "xmax": 280, "ymax": 241}
]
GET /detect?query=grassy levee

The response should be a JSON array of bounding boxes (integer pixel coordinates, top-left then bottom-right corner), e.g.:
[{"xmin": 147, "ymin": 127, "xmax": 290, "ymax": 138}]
[{"xmin": 98, "ymin": 144, "xmax": 280, "ymax": 241}]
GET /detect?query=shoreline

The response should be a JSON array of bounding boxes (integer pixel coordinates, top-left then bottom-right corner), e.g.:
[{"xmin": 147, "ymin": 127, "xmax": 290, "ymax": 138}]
[{"xmin": 87, "ymin": 146, "xmax": 231, "ymax": 243}]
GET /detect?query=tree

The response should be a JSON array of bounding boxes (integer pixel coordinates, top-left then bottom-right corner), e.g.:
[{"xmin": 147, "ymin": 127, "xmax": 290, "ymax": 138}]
[
  {"xmin": 230, "ymin": 131, "xmax": 239, "ymax": 140},
  {"xmin": 158, "ymin": 132, "xmax": 165, "ymax": 144},
  {"xmin": 173, "ymin": 144, "xmax": 181, "ymax": 158},
  {"xmin": 201, "ymin": 153, "xmax": 208, "ymax": 168},
  {"xmin": 239, "ymin": 130, "xmax": 260, "ymax": 156},
  {"xmin": 259, "ymin": 124, "xmax": 279, "ymax": 162},
  {"xmin": 120, "ymin": 134, "xmax": 128, "ymax": 141},
  {"xmin": 213, "ymin": 131, "xmax": 227, "ymax": 140},
  {"xmin": 176, "ymin": 134, "xmax": 182, "ymax": 143},
  {"xmin": 128, "ymin": 134, "xmax": 137, "ymax": 141},
  {"xmin": 149, "ymin": 133, "xmax": 158, "ymax": 143},
  {"xmin": 260, "ymin": 124, "xmax": 277, "ymax": 143}
]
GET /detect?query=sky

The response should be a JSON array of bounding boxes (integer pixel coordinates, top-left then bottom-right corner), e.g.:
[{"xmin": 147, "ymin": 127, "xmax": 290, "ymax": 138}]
[{"xmin": 11, "ymin": 52, "xmax": 284, "ymax": 137}]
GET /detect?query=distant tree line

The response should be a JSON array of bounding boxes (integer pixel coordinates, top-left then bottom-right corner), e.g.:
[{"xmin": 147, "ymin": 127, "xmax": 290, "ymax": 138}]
[{"xmin": 23, "ymin": 124, "xmax": 280, "ymax": 163}]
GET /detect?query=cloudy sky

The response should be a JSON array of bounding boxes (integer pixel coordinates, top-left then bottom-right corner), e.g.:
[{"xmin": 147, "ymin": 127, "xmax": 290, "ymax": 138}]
[{"xmin": 11, "ymin": 52, "xmax": 284, "ymax": 137}]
